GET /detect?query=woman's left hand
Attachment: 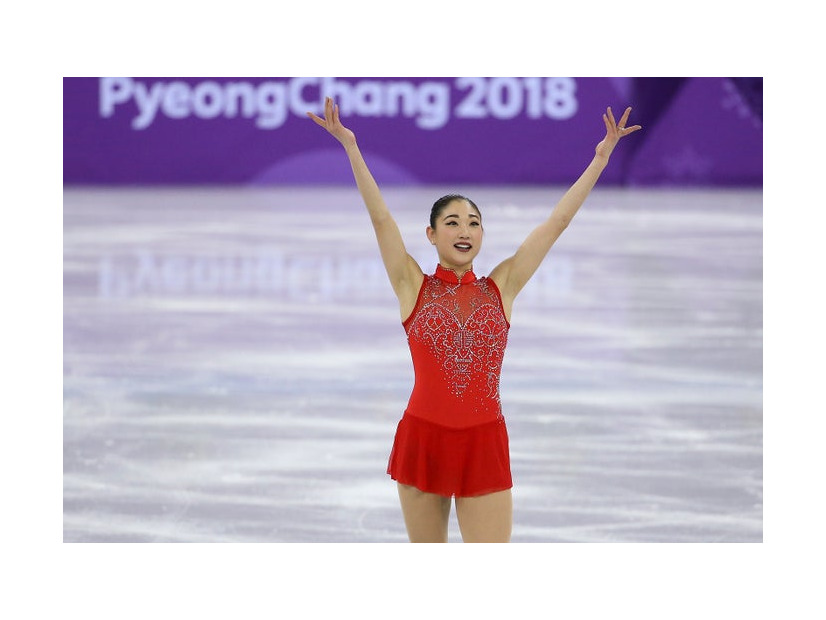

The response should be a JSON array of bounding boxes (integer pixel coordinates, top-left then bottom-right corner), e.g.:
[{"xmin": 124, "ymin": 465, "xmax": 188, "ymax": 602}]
[{"xmin": 595, "ymin": 106, "xmax": 641, "ymax": 159}]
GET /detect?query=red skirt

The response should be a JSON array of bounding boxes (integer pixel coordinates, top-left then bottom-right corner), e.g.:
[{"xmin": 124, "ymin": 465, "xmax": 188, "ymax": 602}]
[{"xmin": 387, "ymin": 414, "xmax": 512, "ymax": 498}]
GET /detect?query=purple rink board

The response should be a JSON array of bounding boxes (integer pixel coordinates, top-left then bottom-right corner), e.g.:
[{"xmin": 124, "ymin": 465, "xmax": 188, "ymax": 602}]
[{"xmin": 63, "ymin": 77, "xmax": 762, "ymax": 187}]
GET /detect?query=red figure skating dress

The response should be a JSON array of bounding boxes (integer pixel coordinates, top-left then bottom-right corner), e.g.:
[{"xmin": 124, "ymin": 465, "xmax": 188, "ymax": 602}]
[{"xmin": 387, "ymin": 264, "xmax": 512, "ymax": 497}]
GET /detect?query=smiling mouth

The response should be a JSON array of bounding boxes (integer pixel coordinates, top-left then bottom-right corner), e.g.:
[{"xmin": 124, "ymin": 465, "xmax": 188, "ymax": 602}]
[{"xmin": 454, "ymin": 243, "xmax": 472, "ymax": 252}]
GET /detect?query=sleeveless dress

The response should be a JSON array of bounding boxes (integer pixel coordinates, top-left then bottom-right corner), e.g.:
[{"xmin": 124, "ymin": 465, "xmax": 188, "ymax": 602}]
[{"xmin": 387, "ymin": 264, "xmax": 512, "ymax": 497}]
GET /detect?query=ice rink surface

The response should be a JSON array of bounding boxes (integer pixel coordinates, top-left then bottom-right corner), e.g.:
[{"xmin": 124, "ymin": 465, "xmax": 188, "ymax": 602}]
[{"xmin": 63, "ymin": 185, "xmax": 762, "ymax": 542}]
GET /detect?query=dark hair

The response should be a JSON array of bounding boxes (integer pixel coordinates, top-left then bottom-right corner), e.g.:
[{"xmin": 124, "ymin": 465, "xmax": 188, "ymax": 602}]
[{"xmin": 429, "ymin": 194, "xmax": 482, "ymax": 229}]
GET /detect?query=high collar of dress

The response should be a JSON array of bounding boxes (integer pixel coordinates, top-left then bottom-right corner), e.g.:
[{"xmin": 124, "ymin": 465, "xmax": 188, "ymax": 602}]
[{"xmin": 435, "ymin": 264, "xmax": 477, "ymax": 285}]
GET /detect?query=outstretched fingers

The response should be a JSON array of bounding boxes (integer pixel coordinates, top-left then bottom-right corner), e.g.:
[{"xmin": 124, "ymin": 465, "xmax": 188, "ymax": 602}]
[
  {"xmin": 617, "ymin": 106, "xmax": 641, "ymax": 134},
  {"xmin": 307, "ymin": 97, "xmax": 342, "ymax": 130},
  {"xmin": 604, "ymin": 106, "xmax": 641, "ymax": 136}
]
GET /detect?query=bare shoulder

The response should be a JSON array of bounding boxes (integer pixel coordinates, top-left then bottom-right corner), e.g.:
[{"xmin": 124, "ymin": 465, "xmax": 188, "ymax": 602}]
[
  {"xmin": 487, "ymin": 260, "xmax": 514, "ymax": 323},
  {"xmin": 488, "ymin": 257, "xmax": 514, "ymax": 298},
  {"xmin": 395, "ymin": 256, "xmax": 425, "ymax": 322}
]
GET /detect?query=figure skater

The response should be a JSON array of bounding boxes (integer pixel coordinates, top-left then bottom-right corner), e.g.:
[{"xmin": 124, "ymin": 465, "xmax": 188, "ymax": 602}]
[{"xmin": 308, "ymin": 96, "xmax": 640, "ymax": 542}]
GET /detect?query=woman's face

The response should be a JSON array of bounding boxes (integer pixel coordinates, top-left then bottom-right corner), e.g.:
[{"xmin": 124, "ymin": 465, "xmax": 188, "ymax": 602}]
[{"xmin": 426, "ymin": 199, "xmax": 483, "ymax": 271}]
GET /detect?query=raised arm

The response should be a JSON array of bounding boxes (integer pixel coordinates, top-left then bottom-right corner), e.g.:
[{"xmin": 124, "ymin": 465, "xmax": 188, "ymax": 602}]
[
  {"xmin": 308, "ymin": 97, "xmax": 423, "ymax": 314},
  {"xmin": 489, "ymin": 106, "xmax": 641, "ymax": 312}
]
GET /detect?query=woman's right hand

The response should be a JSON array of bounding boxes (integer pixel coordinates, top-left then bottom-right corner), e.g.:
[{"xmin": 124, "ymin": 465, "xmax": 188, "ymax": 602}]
[{"xmin": 307, "ymin": 96, "xmax": 356, "ymax": 148}]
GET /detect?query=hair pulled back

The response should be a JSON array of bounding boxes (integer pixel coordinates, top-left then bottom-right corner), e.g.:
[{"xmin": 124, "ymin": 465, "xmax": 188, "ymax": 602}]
[{"xmin": 430, "ymin": 194, "xmax": 482, "ymax": 229}]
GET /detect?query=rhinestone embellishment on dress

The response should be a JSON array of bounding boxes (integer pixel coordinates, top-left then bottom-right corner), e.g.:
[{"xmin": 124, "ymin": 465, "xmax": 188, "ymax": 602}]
[{"xmin": 406, "ymin": 270, "xmax": 509, "ymax": 408}]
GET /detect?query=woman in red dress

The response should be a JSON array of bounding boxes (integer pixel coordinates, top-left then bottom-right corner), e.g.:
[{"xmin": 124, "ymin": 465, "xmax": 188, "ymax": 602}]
[{"xmin": 308, "ymin": 97, "xmax": 640, "ymax": 542}]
